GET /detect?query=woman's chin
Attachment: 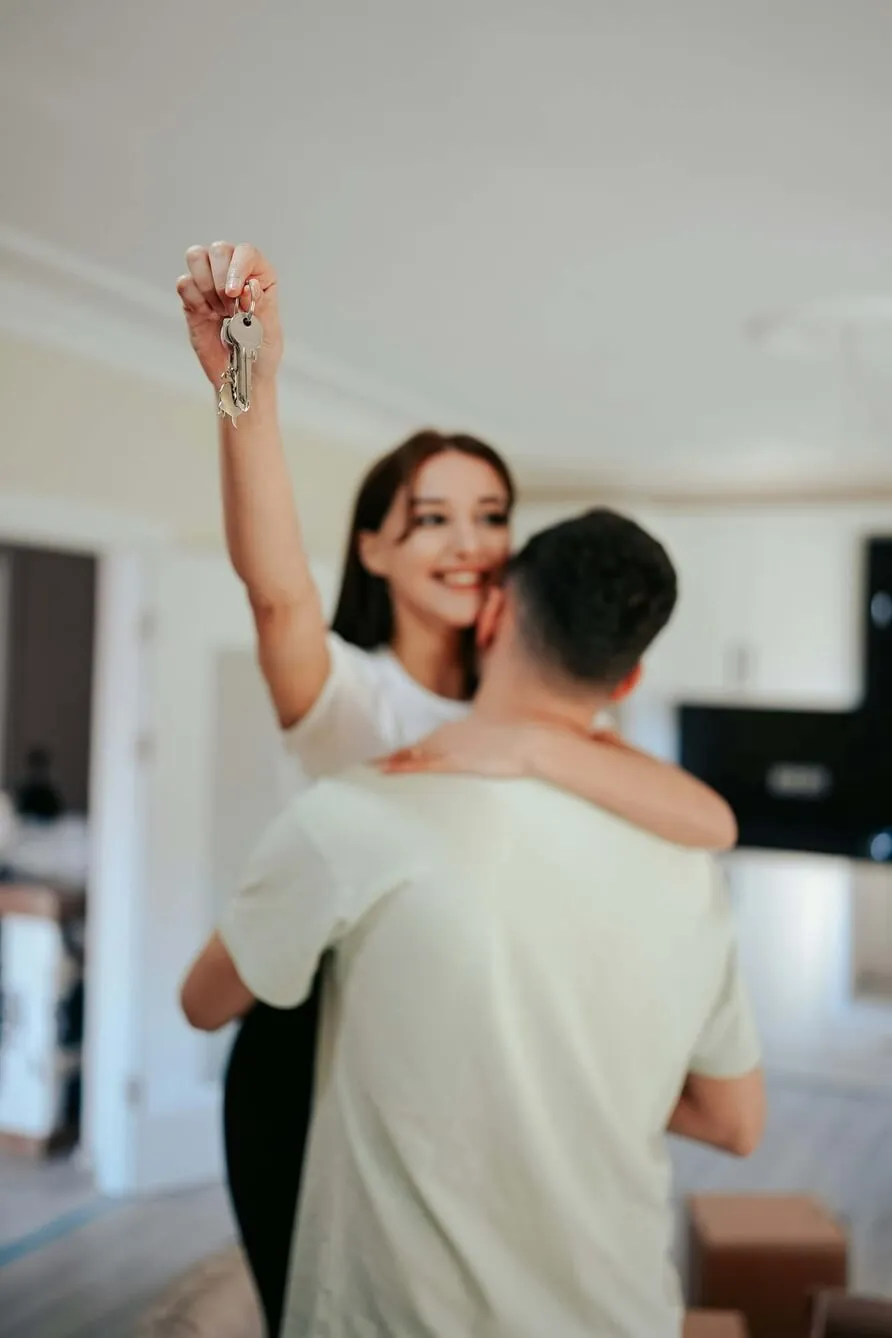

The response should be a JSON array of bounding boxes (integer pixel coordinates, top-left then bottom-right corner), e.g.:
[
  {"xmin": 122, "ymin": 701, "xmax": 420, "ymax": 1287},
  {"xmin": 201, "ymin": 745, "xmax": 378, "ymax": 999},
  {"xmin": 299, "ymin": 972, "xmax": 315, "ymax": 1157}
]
[{"xmin": 429, "ymin": 591, "xmax": 486, "ymax": 629}]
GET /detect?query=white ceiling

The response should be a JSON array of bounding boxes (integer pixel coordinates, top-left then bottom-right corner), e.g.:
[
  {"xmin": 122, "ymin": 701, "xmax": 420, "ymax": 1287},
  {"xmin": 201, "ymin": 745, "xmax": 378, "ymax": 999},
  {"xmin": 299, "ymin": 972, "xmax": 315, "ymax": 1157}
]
[{"xmin": 4, "ymin": 0, "xmax": 892, "ymax": 494}]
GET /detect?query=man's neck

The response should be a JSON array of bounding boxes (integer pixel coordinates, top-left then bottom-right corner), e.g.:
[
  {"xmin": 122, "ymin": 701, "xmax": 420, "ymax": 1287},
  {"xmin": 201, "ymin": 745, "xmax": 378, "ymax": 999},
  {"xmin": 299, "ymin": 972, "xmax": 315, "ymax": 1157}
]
[{"xmin": 471, "ymin": 667, "xmax": 608, "ymax": 737}]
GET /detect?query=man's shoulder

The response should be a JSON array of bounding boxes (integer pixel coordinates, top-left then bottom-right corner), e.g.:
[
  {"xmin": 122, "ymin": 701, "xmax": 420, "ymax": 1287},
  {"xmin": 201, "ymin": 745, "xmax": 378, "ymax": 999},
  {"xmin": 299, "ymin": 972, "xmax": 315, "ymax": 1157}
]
[
  {"xmin": 284, "ymin": 767, "xmax": 444, "ymax": 860},
  {"xmin": 504, "ymin": 778, "xmax": 713, "ymax": 844},
  {"xmin": 292, "ymin": 770, "xmax": 510, "ymax": 877},
  {"xmin": 506, "ymin": 779, "xmax": 720, "ymax": 879},
  {"xmin": 285, "ymin": 765, "xmax": 387, "ymax": 828},
  {"xmin": 298, "ymin": 767, "xmax": 493, "ymax": 826}
]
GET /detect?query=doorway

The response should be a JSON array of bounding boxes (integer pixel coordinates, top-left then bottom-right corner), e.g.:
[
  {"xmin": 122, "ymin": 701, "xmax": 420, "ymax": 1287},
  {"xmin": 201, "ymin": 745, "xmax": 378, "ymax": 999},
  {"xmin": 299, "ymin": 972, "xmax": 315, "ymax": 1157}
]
[{"xmin": 0, "ymin": 542, "xmax": 97, "ymax": 1239}]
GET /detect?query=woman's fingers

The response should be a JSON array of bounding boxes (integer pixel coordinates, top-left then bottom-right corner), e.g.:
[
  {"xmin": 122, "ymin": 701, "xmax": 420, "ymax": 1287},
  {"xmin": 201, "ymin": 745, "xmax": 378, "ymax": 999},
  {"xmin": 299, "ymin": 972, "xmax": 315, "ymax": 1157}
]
[
  {"xmin": 181, "ymin": 242, "xmax": 277, "ymax": 320},
  {"xmin": 176, "ymin": 274, "xmax": 213, "ymax": 315},
  {"xmin": 225, "ymin": 243, "xmax": 277, "ymax": 302},
  {"xmin": 208, "ymin": 240, "xmax": 236, "ymax": 301},
  {"xmin": 379, "ymin": 749, "xmax": 449, "ymax": 774},
  {"xmin": 185, "ymin": 246, "xmax": 221, "ymax": 310}
]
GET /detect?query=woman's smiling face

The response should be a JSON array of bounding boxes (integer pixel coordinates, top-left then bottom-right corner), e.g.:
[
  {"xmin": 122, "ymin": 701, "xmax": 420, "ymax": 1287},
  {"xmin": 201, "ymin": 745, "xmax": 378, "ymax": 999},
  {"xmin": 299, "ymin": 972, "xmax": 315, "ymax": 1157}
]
[{"xmin": 358, "ymin": 449, "xmax": 513, "ymax": 631}]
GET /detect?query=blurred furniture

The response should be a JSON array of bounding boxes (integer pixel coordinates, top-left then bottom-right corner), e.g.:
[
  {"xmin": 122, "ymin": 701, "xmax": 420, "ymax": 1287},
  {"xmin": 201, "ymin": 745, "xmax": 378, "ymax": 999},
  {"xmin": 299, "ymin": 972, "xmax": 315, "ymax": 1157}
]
[
  {"xmin": 0, "ymin": 881, "xmax": 84, "ymax": 1154},
  {"xmin": 687, "ymin": 1194, "xmax": 848, "ymax": 1338},
  {"xmin": 685, "ymin": 1309, "xmax": 750, "ymax": 1335},
  {"xmin": 810, "ymin": 1291, "xmax": 892, "ymax": 1337}
]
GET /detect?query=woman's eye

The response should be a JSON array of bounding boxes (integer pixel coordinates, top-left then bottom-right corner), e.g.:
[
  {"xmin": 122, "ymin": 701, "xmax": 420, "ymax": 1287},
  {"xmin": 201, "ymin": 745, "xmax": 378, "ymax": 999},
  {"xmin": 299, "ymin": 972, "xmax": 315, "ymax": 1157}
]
[
  {"xmin": 482, "ymin": 512, "xmax": 510, "ymax": 528},
  {"xmin": 413, "ymin": 513, "xmax": 447, "ymax": 527}
]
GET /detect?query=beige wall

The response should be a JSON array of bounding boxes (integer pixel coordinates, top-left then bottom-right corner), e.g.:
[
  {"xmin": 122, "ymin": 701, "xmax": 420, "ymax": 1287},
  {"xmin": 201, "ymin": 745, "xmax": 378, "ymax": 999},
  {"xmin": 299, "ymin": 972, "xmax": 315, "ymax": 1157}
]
[{"xmin": 0, "ymin": 337, "xmax": 367, "ymax": 560}]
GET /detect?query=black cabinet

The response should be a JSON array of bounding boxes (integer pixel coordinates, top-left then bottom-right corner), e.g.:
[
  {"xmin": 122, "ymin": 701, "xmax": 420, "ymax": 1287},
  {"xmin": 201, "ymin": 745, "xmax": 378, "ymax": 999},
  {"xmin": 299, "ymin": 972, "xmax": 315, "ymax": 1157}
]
[{"xmin": 679, "ymin": 538, "xmax": 892, "ymax": 860}]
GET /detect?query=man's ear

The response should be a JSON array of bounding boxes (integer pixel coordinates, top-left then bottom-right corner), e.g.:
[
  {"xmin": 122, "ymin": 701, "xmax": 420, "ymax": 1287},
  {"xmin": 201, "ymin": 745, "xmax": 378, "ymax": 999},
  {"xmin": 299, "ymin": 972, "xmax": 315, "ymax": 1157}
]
[
  {"xmin": 608, "ymin": 662, "xmax": 643, "ymax": 703},
  {"xmin": 357, "ymin": 530, "xmax": 389, "ymax": 578},
  {"xmin": 476, "ymin": 586, "xmax": 507, "ymax": 651}
]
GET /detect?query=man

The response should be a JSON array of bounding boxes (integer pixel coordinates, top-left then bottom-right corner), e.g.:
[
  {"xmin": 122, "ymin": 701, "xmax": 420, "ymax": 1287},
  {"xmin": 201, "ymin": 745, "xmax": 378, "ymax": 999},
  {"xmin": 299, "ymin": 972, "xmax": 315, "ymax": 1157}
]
[{"xmin": 182, "ymin": 508, "xmax": 764, "ymax": 1338}]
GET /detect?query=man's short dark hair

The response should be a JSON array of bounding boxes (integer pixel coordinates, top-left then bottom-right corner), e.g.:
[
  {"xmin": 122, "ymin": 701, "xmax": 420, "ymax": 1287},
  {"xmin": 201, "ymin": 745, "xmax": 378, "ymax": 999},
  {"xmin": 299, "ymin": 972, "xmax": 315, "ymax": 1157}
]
[{"xmin": 505, "ymin": 508, "xmax": 677, "ymax": 687}]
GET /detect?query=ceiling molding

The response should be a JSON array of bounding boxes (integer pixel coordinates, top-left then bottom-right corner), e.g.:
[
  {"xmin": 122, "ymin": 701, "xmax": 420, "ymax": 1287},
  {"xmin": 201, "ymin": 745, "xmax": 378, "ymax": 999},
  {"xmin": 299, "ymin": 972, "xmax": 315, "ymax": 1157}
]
[
  {"xmin": 635, "ymin": 486, "xmax": 892, "ymax": 509},
  {"xmin": 0, "ymin": 490, "xmax": 172, "ymax": 551},
  {"xmin": 520, "ymin": 480, "xmax": 892, "ymax": 509},
  {"xmin": 0, "ymin": 224, "xmax": 487, "ymax": 458}
]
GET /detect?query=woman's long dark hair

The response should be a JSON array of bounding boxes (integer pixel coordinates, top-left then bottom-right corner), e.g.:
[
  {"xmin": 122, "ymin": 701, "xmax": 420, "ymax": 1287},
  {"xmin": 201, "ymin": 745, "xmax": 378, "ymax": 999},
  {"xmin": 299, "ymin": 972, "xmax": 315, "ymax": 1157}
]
[{"xmin": 330, "ymin": 430, "xmax": 516, "ymax": 697}]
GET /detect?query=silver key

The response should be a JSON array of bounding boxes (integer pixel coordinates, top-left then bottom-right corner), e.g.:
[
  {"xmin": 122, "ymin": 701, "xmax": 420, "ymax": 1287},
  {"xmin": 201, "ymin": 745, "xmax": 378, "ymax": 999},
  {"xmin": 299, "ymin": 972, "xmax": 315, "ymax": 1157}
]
[
  {"xmin": 218, "ymin": 315, "xmax": 238, "ymax": 422},
  {"xmin": 227, "ymin": 311, "xmax": 263, "ymax": 411},
  {"xmin": 217, "ymin": 375, "xmax": 244, "ymax": 425}
]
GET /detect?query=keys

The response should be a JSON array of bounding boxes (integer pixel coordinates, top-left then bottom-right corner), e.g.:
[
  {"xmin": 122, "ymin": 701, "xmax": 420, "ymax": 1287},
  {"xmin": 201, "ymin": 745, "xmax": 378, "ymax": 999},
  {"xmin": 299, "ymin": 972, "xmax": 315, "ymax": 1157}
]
[
  {"xmin": 217, "ymin": 283, "xmax": 263, "ymax": 425},
  {"xmin": 217, "ymin": 374, "xmax": 243, "ymax": 425},
  {"xmin": 228, "ymin": 310, "xmax": 263, "ymax": 409}
]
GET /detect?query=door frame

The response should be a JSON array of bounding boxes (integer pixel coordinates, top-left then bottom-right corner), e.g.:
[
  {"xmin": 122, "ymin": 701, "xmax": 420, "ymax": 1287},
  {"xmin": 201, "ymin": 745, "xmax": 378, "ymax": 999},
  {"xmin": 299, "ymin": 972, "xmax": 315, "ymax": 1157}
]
[{"xmin": 0, "ymin": 492, "xmax": 170, "ymax": 1194}]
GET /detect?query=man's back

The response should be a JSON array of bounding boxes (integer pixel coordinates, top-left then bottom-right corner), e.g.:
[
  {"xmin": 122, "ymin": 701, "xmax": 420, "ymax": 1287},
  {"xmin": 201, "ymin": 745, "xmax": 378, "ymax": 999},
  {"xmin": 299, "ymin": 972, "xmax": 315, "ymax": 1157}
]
[{"xmin": 281, "ymin": 770, "xmax": 759, "ymax": 1338}]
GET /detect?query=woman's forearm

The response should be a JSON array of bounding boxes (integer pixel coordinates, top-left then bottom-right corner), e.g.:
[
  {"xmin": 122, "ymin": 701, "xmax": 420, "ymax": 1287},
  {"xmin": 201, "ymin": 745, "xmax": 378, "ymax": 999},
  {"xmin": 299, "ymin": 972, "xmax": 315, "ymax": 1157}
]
[
  {"xmin": 667, "ymin": 1072, "xmax": 765, "ymax": 1157},
  {"xmin": 667, "ymin": 1091, "xmax": 718, "ymax": 1144},
  {"xmin": 218, "ymin": 378, "xmax": 329, "ymax": 726},
  {"xmin": 527, "ymin": 730, "xmax": 737, "ymax": 852},
  {"xmin": 219, "ymin": 379, "xmax": 315, "ymax": 611}
]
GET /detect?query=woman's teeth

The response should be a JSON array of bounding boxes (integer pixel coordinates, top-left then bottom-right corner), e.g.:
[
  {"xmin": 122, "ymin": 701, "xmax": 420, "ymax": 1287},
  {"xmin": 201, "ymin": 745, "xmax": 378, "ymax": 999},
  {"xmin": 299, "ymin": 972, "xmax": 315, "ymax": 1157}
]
[{"xmin": 439, "ymin": 572, "xmax": 482, "ymax": 589}]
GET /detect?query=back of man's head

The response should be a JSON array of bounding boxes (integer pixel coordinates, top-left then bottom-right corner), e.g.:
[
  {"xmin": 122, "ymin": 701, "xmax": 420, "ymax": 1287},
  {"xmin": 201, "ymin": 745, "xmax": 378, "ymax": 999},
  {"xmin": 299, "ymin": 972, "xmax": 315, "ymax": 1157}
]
[{"xmin": 504, "ymin": 508, "xmax": 677, "ymax": 690}]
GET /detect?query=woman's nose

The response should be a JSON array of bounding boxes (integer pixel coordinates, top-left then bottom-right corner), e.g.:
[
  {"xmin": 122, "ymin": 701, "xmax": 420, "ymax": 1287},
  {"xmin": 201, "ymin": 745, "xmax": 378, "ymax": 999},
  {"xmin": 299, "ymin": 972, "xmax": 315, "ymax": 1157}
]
[{"xmin": 450, "ymin": 520, "xmax": 483, "ymax": 558}]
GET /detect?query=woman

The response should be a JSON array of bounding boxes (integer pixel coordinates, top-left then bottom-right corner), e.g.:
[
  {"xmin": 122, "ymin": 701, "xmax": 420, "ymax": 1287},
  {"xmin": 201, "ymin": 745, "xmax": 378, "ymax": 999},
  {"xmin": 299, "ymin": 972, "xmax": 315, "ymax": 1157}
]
[{"xmin": 177, "ymin": 242, "xmax": 736, "ymax": 1337}]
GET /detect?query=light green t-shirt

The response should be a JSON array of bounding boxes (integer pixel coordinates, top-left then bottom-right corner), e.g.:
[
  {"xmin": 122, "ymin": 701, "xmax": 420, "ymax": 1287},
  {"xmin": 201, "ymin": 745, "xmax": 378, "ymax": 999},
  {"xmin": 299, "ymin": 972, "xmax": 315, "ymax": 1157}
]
[{"xmin": 221, "ymin": 768, "xmax": 760, "ymax": 1338}]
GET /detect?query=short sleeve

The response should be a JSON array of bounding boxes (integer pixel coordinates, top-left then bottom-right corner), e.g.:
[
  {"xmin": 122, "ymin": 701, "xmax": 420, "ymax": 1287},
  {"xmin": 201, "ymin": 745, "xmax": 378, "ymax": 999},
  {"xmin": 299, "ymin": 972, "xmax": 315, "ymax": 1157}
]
[
  {"xmin": 282, "ymin": 634, "xmax": 390, "ymax": 780},
  {"xmin": 690, "ymin": 918, "xmax": 761, "ymax": 1079},
  {"xmin": 219, "ymin": 796, "xmax": 345, "ymax": 1009}
]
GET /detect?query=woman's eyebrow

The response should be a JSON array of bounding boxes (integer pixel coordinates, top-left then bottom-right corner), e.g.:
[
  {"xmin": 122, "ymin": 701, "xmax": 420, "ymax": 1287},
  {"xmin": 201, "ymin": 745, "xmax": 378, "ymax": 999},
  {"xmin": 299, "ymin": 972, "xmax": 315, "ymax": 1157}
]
[{"xmin": 411, "ymin": 494, "xmax": 506, "ymax": 506}]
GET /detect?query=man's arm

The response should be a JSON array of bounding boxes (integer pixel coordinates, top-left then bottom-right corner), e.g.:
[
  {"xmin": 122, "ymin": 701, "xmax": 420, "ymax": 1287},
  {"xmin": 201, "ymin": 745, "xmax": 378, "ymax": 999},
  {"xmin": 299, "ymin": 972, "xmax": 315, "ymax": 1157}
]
[
  {"xmin": 179, "ymin": 791, "xmax": 345, "ymax": 1033},
  {"xmin": 181, "ymin": 932, "xmax": 255, "ymax": 1032},
  {"xmin": 668, "ymin": 1067, "xmax": 766, "ymax": 1156}
]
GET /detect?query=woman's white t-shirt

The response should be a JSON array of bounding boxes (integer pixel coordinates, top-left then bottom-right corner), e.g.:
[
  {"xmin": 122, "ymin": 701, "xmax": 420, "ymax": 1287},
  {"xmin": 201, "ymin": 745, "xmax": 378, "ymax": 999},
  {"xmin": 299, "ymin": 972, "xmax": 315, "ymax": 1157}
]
[{"xmin": 283, "ymin": 633, "xmax": 468, "ymax": 784}]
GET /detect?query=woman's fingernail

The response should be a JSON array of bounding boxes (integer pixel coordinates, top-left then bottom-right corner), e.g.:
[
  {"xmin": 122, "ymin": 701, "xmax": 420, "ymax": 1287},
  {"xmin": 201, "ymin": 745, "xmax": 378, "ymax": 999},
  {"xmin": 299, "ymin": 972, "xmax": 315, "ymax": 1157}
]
[{"xmin": 226, "ymin": 271, "xmax": 240, "ymax": 295}]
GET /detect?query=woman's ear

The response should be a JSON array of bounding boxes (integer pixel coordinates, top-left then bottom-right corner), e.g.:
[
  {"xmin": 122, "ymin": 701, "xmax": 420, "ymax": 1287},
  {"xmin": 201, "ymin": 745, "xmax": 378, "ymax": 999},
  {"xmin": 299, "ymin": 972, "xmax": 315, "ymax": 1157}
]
[
  {"xmin": 609, "ymin": 662, "xmax": 643, "ymax": 703},
  {"xmin": 357, "ymin": 530, "xmax": 389, "ymax": 578}
]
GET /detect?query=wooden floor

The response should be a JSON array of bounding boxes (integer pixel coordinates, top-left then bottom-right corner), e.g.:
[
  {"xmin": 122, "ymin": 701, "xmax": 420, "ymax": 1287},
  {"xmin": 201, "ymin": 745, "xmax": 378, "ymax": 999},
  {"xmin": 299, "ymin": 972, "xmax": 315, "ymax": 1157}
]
[
  {"xmin": 0, "ymin": 1154, "xmax": 97, "ymax": 1252},
  {"xmin": 0, "ymin": 1171, "xmax": 233, "ymax": 1338},
  {"xmin": 1, "ymin": 1074, "xmax": 891, "ymax": 1336}
]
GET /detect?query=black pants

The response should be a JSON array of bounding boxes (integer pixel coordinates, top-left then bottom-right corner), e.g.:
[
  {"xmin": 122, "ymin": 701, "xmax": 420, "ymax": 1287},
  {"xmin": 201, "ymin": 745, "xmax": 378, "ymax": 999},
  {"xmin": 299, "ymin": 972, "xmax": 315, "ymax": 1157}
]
[{"xmin": 223, "ymin": 973, "xmax": 322, "ymax": 1338}]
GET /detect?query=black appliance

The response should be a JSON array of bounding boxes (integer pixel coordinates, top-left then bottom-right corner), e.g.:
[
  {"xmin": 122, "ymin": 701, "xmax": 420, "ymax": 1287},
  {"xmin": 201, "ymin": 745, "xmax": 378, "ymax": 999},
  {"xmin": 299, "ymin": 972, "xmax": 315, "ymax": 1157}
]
[{"xmin": 679, "ymin": 538, "xmax": 892, "ymax": 860}]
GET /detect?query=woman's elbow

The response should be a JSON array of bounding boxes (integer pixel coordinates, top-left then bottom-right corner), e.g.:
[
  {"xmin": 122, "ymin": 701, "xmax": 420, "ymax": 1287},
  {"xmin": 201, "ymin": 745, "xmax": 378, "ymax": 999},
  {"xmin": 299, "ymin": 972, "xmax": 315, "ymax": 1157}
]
[
  {"xmin": 724, "ymin": 1118, "xmax": 764, "ymax": 1158},
  {"xmin": 708, "ymin": 796, "xmax": 738, "ymax": 853},
  {"xmin": 179, "ymin": 980, "xmax": 224, "ymax": 1032},
  {"xmin": 723, "ymin": 1094, "xmax": 767, "ymax": 1158}
]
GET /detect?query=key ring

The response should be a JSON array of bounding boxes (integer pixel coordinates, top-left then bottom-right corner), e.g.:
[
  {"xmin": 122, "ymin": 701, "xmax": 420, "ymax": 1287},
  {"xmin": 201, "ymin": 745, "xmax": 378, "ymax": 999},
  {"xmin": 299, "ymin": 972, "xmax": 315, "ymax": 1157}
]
[{"xmin": 235, "ymin": 280, "xmax": 258, "ymax": 323}]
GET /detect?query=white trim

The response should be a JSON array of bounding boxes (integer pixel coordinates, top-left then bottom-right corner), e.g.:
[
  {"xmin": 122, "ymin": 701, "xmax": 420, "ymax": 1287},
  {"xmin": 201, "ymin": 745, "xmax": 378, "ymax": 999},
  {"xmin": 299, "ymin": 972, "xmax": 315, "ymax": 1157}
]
[
  {"xmin": 0, "ymin": 492, "xmax": 171, "ymax": 552},
  {"xmin": 0, "ymin": 492, "xmax": 169, "ymax": 1195},
  {"xmin": 81, "ymin": 551, "xmax": 148, "ymax": 1194},
  {"xmin": 0, "ymin": 552, "xmax": 9, "ymax": 789}
]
